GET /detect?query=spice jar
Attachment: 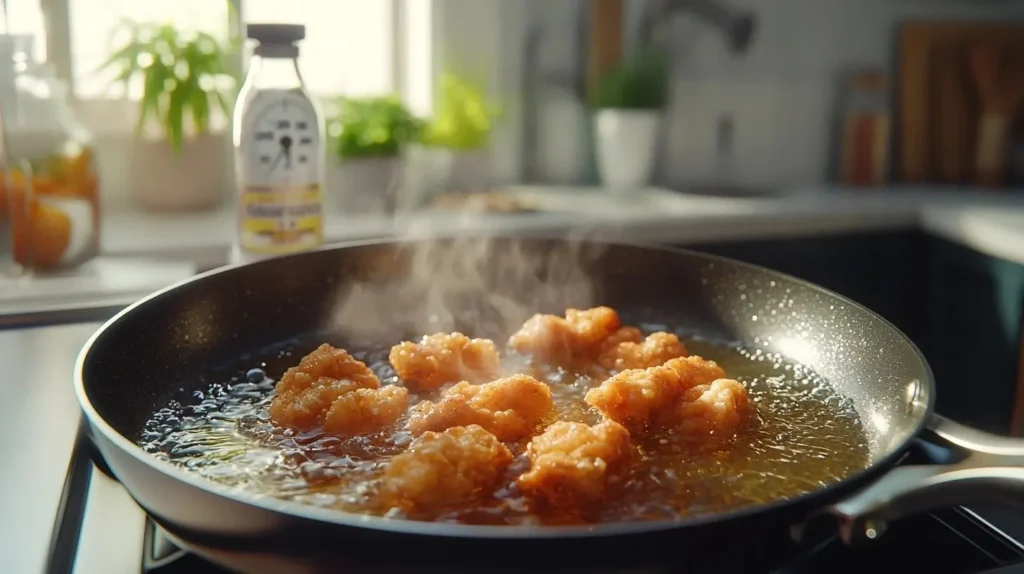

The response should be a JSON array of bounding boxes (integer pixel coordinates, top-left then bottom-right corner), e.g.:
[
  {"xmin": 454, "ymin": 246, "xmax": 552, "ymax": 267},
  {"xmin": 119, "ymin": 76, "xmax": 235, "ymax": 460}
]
[
  {"xmin": 838, "ymin": 71, "xmax": 891, "ymax": 188},
  {"xmin": 0, "ymin": 35, "xmax": 100, "ymax": 273}
]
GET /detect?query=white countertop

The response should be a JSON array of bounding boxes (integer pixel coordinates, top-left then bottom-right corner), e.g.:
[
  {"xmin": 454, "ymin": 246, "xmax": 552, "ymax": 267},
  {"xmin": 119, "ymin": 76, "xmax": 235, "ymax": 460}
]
[
  {"xmin": 0, "ymin": 324, "xmax": 110, "ymax": 574},
  {"xmin": 98, "ymin": 186, "xmax": 1024, "ymax": 270},
  {"xmin": 0, "ymin": 322, "xmax": 149, "ymax": 574},
  {"xmin": 0, "ymin": 258, "xmax": 196, "ymax": 325}
]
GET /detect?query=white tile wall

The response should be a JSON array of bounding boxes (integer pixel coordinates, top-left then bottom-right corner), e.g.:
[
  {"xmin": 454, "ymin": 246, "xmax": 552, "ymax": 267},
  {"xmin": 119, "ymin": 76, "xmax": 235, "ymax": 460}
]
[
  {"xmin": 528, "ymin": 0, "xmax": 1024, "ymax": 189},
  {"xmin": 661, "ymin": 78, "xmax": 833, "ymax": 187}
]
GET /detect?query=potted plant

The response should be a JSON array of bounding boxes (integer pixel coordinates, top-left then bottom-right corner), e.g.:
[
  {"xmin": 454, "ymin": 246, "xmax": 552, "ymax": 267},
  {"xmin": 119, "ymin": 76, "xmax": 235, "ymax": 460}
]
[
  {"xmin": 591, "ymin": 47, "xmax": 670, "ymax": 192},
  {"xmin": 408, "ymin": 72, "xmax": 501, "ymax": 199},
  {"xmin": 100, "ymin": 22, "xmax": 236, "ymax": 212},
  {"xmin": 324, "ymin": 95, "xmax": 421, "ymax": 214}
]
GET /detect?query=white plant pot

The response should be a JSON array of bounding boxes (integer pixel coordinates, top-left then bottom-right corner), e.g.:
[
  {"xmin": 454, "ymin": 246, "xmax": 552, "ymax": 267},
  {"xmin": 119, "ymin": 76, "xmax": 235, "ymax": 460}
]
[
  {"xmin": 594, "ymin": 109, "xmax": 661, "ymax": 193},
  {"xmin": 536, "ymin": 88, "xmax": 589, "ymax": 184},
  {"xmin": 447, "ymin": 150, "xmax": 492, "ymax": 193},
  {"xmin": 401, "ymin": 145, "xmax": 452, "ymax": 208},
  {"xmin": 400, "ymin": 147, "xmax": 492, "ymax": 206},
  {"xmin": 128, "ymin": 133, "xmax": 226, "ymax": 212},
  {"xmin": 325, "ymin": 157, "xmax": 403, "ymax": 215}
]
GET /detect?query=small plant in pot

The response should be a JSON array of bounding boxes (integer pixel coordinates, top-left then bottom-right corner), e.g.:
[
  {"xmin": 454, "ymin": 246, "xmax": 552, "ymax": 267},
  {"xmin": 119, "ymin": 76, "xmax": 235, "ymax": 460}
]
[
  {"xmin": 409, "ymin": 72, "xmax": 501, "ymax": 199},
  {"xmin": 591, "ymin": 47, "xmax": 670, "ymax": 192},
  {"xmin": 100, "ymin": 22, "xmax": 237, "ymax": 212},
  {"xmin": 325, "ymin": 95, "xmax": 421, "ymax": 214}
]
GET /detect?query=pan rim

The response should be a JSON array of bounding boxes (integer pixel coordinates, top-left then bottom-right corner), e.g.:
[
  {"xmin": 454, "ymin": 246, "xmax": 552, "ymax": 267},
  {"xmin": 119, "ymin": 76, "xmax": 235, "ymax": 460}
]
[{"xmin": 74, "ymin": 234, "xmax": 936, "ymax": 539}]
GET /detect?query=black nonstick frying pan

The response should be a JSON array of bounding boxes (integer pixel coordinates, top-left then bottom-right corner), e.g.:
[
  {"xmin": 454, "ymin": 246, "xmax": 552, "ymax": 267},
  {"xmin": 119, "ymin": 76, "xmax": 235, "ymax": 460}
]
[{"xmin": 73, "ymin": 236, "xmax": 1024, "ymax": 573}]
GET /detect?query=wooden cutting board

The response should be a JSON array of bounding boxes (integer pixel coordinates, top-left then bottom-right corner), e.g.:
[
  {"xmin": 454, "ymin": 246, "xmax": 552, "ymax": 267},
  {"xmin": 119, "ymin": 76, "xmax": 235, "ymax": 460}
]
[
  {"xmin": 899, "ymin": 22, "xmax": 1024, "ymax": 185},
  {"xmin": 930, "ymin": 44, "xmax": 973, "ymax": 184}
]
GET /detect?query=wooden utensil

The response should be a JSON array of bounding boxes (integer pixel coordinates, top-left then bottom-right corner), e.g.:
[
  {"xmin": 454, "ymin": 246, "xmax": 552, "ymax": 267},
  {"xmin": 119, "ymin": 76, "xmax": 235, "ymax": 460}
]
[
  {"xmin": 932, "ymin": 45, "xmax": 972, "ymax": 184},
  {"xmin": 970, "ymin": 43, "xmax": 1024, "ymax": 187},
  {"xmin": 898, "ymin": 22, "xmax": 1024, "ymax": 184},
  {"xmin": 586, "ymin": 0, "xmax": 623, "ymax": 102}
]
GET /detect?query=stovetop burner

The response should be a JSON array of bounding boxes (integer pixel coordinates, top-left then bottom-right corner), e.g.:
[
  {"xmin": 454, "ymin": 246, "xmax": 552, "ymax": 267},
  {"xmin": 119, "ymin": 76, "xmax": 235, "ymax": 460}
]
[
  {"xmin": 47, "ymin": 426, "xmax": 1024, "ymax": 574},
  {"xmin": 136, "ymin": 507, "xmax": 1024, "ymax": 574}
]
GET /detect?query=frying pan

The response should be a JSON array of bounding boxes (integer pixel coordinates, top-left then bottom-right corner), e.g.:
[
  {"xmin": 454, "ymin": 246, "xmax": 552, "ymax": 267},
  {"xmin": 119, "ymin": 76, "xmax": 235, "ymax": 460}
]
[{"xmin": 73, "ymin": 236, "xmax": 1024, "ymax": 573}]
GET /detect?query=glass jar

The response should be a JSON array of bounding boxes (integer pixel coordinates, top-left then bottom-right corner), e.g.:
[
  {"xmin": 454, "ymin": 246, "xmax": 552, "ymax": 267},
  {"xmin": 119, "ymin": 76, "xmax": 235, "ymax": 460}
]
[{"xmin": 0, "ymin": 34, "xmax": 100, "ymax": 274}]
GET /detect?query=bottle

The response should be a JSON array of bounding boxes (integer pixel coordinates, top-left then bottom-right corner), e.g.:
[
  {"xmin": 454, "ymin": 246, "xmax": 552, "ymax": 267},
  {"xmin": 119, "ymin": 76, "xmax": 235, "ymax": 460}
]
[{"xmin": 232, "ymin": 24, "xmax": 323, "ymax": 264}]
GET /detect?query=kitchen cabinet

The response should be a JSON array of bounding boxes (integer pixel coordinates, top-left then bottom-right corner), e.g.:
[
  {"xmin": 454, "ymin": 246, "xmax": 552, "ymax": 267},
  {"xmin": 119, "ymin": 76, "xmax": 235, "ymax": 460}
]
[
  {"xmin": 679, "ymin": 231, "xmax": 1024, "ymax": 434},
  {"xmin": 921, "ymin": 236, "xmax": 1024, "ymax": 434}
]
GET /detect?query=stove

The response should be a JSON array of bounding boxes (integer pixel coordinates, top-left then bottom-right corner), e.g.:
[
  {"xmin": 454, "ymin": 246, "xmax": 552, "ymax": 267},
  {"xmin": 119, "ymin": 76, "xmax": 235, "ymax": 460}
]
[
  {"xmin": 131, "ymin": 508, "xmax": 1024, "ymax": 574},
  {"xmin": 128, "ymin": 508, "xmax": 1024, "ymax": 574},
  {"xmin": 48, "ymin": 430, "xmax": 1024, "ymax": 574},
  {"xmin": 20, "ymin": 319, "xmax": 1024, "ymax": 574}
]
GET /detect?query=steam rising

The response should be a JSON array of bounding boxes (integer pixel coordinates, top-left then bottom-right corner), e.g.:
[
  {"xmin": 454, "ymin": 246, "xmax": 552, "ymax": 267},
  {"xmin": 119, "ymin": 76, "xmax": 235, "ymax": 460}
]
[{"xmin": 329, "ymin": 218, "xmax": 608, "ymax": 343}]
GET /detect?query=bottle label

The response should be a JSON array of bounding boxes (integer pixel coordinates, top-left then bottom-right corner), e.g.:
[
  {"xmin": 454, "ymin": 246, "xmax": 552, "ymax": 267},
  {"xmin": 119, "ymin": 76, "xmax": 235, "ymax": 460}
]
[
  {"xmin": 238, "ymin": 185, "xmax": 323, "ymax": 254},
  {"xmin": 236, "ymin": 89, "xmax": 324, "ymax": 255}
]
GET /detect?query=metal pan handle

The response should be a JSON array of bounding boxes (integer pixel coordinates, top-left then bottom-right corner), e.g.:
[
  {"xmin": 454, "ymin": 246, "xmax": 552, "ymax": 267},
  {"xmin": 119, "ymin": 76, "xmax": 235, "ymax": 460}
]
[{"xmin": 812, "ymin": 413, "xmax": 1024, "ymax": 545}]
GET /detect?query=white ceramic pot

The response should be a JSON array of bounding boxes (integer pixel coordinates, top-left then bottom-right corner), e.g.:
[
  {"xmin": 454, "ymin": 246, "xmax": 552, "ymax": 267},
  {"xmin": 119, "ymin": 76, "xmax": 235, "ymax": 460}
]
[
  {"xmin": 593, "ymin": 109, "xmax": 661, "ymax": 193},
  {"xmin": 401, "ymin": 145, "xmax": 452, "ymax": 208},
  {"xmin": 325, "ymin": 157, "xmax": 403, "ymax": 215},
  {"xmin": 536, "ymin": 88, "xmax": 589, "ymax": 184},
  {"xmin": 399, "ymin": 147, "xmax": 492, "ymax": 206},
  {"xmin": 448, "ymin": 150, "xmax": 492, "ymax": 193},
  {"xmin": 129, "ymin": 133, "xmax": 226, "ymax": 212}
]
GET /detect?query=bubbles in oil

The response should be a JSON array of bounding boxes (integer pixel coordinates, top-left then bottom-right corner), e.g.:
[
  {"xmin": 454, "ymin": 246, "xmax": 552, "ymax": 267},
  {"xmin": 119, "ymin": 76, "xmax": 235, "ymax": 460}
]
[{"xmin": 140, "ymin": 329, "xmax": 870, "ymax": 525}]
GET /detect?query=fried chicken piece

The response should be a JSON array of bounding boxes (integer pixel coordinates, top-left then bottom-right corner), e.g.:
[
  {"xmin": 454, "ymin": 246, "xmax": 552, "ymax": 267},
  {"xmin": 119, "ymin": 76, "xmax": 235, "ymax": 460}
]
[
  {"xmin": 270, "ymin": 344, "xmax": 381, "ymax": 430},
  {"xmin": 507, "ymin": 314, "xmax": 577, "ymax": 364},
  {"xmin": 380, "ymin": 425, "xmax": 513, "ymax": 512},
  {"xmin": 676, "ymin": 379, "xmax": 751, "ymax": 438},
  {"xmin": 323, "ymin": 386, "xmax": 410, "ymax": 436},
  {"xmin": 517, "ymin": 420, "xmax": 632, "ymax": 508},
  {"xmin": 602, "ymin": 326, "xmax": 643, "ymax": 347},
  {"xmin": 597, "ymin": 331, "xmax": 688, "ymax": 372},
  {"xmin": 585, "ymin": 356, "xmax": 748, "ymax": 437},
  {"xmin": 508, "ymin": 306, "xmax": 622, "ymax": 364},
  {"xmin": 389, "ymin": 332, "xmax": 501, "ymax": 392},
  {"xmin": 408, "ymin": 374, "xmax": 553, "ymax": 442}
]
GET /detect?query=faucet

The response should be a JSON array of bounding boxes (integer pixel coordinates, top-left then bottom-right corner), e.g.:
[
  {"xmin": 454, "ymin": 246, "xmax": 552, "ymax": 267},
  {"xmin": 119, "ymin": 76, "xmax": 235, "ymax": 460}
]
[
  {"xmin": 637, "ymin": 0, "xmax": 757, "ymax": 54},
  {"xmin": 519, "ymin": 0, "xmax": 757, "ymax": 184}
]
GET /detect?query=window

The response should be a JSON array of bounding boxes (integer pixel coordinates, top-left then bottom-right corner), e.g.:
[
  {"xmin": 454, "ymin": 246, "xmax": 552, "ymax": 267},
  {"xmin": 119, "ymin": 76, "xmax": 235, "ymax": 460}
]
[
  {"xmin": 68, "ymin": 0, "xmax": 232, "ymax": 99},
  {"xmin": 66, "ymin": 0, "xmax": 399, "ymax": 99},
  {"xmin": 0, "ymin": 0, "xmax": 48, "ymax": 62},
  {"xmin": 3, "ymin": 0, "xmax": 430, "ymax": 135},
  {"xmin": 242, "ymin": 0, "xmax": 394, "ymax": 98}
]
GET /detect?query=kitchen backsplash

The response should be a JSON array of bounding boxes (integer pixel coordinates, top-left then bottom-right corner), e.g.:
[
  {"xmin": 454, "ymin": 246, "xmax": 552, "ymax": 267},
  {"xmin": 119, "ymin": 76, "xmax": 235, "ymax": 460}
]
[{"xmin": 529, "ymin": 0, "xmax": 1024, "ymax": 190}]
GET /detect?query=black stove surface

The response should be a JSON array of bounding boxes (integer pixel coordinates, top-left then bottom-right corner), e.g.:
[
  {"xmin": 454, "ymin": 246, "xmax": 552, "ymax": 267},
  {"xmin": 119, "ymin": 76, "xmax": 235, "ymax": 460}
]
[
  {"xmin": 139, "ymin": 506, "xmax": 1024, "ymax": 574},
  {"xmin": 48, "ymin": 426, "xmax": 1024, "ymax": 574}
]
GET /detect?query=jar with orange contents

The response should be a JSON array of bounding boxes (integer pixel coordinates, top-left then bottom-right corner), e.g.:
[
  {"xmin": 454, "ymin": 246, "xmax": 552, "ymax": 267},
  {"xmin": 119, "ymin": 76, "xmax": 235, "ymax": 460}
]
[{"xmin": 0, "ymin": 52, "xmax": 99, "ymax": 273}]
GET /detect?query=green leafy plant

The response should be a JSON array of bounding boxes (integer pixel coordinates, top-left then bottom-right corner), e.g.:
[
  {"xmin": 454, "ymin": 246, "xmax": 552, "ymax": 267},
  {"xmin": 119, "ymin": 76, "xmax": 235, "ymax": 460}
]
[
  {"xmin": 327, "ymin": 95, "xmax": 422, "ymax": 159},
  {"xmin": 591, "ymin": 47, "xmax": 670, "ymax": 110},
  {"xmin": 99, "ymin": 22, "xmax": 236, "ymax": 154},
  {"xmin": 419, "ymin": 73, "xmax": 501, "ymax": 151}
]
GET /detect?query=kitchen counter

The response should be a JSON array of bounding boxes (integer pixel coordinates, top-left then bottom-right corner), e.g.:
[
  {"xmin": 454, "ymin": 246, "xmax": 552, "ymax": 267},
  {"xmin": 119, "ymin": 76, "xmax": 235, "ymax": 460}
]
[
  {"xmin": 0, "ymin": 321, "xmax": 149, "ymax": 574},
  {"xmin": 0, "ymin": 323, "xmax": 108, "ymax": 574},
  {"xmin": 99, "ymin": 187, "xmax": 1024, "ymax": 270}
]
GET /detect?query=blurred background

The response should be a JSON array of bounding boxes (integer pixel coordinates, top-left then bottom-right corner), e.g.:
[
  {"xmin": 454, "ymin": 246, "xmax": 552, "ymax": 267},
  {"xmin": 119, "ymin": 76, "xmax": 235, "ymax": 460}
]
[
  {"xmin": 3, "ymin": 0, "xmax": 1024, "ymax": 433},
  {"xmin": 8, "ymin": 4, "xmax": 1024, "ymax": 572}
]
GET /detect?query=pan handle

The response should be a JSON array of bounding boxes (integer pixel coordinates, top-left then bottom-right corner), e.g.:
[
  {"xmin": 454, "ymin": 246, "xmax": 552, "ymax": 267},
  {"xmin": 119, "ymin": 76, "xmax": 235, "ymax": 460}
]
[{"xmin": 810, "ymin": 413, "xmax": 1024, "ymax": 546}]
